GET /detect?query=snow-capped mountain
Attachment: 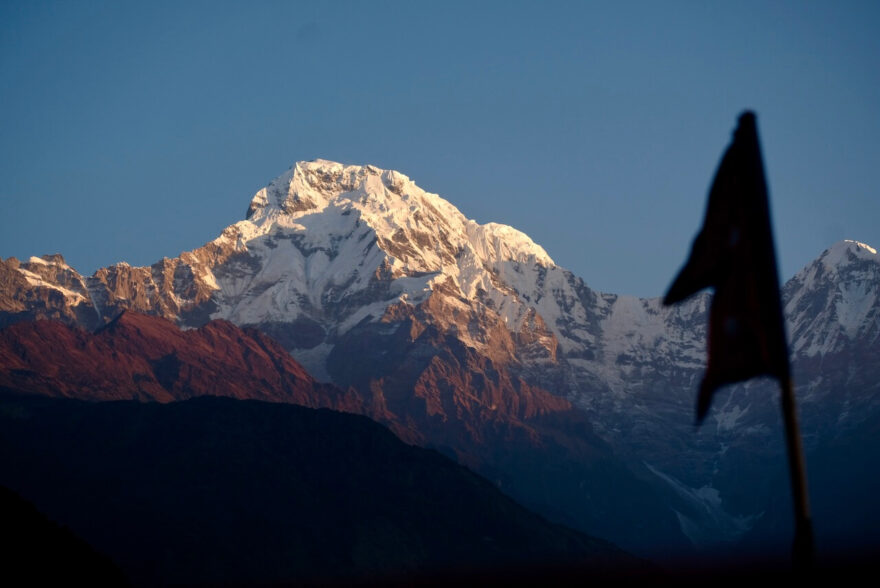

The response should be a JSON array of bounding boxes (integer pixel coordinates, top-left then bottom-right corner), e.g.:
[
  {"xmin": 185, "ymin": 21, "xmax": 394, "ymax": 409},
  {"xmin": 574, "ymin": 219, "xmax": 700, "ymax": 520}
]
[{"xmin": 2, "ymin": 160, "xmax": 878, "ymax": 560}]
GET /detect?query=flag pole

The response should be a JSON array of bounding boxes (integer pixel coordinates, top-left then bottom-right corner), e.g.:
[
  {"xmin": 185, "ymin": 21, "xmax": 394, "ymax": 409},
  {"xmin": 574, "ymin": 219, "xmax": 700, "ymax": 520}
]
[
  {"xmin": 663, "ymin": 111, "xmax": 816, "ymax": 570},
  {"xmin": 780, "ymin": 375, "xmax": 814, "ymax": 569}
]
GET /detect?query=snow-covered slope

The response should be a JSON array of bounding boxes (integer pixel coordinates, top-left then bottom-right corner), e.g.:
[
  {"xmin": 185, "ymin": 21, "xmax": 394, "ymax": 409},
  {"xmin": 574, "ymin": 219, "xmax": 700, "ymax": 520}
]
[{"xmin": 208, "ymin": 160, "xmax": 555, "ymax": 364}]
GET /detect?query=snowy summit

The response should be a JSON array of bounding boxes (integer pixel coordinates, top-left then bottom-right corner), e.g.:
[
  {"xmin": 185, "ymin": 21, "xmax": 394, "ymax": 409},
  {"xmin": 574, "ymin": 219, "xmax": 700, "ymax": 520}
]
[{"xmin": 207, "ymin": 160, "xmax": 558, "ymax": 345}]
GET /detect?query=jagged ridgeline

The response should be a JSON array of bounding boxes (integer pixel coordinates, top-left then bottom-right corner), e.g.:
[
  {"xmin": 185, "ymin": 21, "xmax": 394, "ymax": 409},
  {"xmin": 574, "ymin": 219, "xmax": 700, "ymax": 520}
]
[{"xmin": 2, "ymin": 159, "xmax": 878, "ymax": 561}]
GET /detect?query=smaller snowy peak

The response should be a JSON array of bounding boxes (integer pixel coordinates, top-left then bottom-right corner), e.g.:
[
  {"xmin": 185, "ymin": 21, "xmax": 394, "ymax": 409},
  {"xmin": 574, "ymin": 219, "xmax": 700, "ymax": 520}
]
[
  {"xmin": 785, "ymin": 240, "xmax": 880, "ymax": 356},
  {"xmin": 819, "ymin": 239, "xmax": 877, "ymax": 269},
  {"xmin": 787, "ymin": 240, "xmax": 879, "ymax": 296}
]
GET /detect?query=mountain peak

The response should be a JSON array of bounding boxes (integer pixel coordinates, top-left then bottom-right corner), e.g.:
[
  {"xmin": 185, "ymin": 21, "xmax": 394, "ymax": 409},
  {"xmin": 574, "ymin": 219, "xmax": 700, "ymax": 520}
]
[
  {"xmin": 240, "ymin": 160, "xmax": 554, "ymax": 267},
  {"xmin": 820, "ymin": 239, "xmax": 877, "ymax": 268},
  {"xmin": 206, "ymin": 160, "xmax": 558, "ymax": 366},
  {"xmin": 246, "ymin": 159, "xmax": 416, "ymax": 220},
  {"xmin": 784, "ymin": 239, "xmax": 880, "ymax": 357}
]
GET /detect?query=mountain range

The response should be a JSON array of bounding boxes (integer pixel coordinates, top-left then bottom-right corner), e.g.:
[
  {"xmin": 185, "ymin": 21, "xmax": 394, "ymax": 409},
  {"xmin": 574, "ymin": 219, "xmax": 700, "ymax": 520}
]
[{"xmin": 2, "ymin": 159, "xmax": 878, "ymax": 566}]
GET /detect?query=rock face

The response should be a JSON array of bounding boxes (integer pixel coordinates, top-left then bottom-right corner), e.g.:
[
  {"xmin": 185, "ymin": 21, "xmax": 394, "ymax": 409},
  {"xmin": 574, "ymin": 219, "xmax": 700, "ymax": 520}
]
[
  {"xmin": 2, "ymin": 160, "xmax": 878, "ymax": 559},
  {"xmin": 0, "ymin": 254, "xmax": 98, "ymax": 329}
]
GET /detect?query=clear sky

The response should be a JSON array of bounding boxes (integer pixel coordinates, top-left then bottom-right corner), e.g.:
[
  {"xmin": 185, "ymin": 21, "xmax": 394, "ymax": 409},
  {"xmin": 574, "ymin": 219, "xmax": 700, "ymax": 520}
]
[{"xmin": 2, "ymin": 1, "xmax": 878, "ymax": 297}]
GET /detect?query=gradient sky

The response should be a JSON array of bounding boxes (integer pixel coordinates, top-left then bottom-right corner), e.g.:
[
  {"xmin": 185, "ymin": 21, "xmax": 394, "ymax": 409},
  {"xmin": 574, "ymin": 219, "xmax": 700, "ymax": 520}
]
[{"xmin": 2, "ymin": 1, "xmax": 878, "ymax": 297}]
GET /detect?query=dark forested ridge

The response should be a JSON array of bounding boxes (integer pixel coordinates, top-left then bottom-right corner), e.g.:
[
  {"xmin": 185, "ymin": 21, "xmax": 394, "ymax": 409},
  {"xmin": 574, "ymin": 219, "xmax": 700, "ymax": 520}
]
[{"xmin": 0, "ymin": 394, "xmax": 643, "ymax": 585}]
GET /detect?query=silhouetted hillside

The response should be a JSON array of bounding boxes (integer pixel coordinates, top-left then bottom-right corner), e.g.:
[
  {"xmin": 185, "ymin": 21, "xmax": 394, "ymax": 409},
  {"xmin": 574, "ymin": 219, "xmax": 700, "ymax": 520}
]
[{"xmin": 0, "ymin": 394, "xmax": 641, "ymax": 585}]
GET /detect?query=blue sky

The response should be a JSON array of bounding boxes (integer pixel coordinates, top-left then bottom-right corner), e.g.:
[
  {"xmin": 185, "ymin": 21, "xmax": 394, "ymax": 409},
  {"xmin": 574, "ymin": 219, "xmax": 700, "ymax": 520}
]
[{"xmin": 2, "ymin": 1, "xmax": 878, "ymax": 297}]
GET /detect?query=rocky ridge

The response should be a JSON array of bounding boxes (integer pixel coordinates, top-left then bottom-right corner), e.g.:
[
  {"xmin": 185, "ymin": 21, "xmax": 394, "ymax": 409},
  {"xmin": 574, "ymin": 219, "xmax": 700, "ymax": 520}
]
[{"xmin": 0, "ymin": 310, "xmax": 359, "ymax": 410}]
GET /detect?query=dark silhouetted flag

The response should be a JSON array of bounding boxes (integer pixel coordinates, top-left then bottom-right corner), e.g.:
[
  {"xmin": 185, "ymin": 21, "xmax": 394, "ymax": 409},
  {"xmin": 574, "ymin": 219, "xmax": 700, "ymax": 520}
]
[{"xmin": 664, "ymin": 111, "xmax": 790, "ymax": 423}]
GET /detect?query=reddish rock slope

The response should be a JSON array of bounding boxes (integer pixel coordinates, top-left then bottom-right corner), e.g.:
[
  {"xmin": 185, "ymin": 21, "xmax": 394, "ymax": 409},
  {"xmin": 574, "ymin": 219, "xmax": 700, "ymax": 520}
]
[{"xmin": 0, "ymin": 311, "xmax": 361, "ymax": 411}]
